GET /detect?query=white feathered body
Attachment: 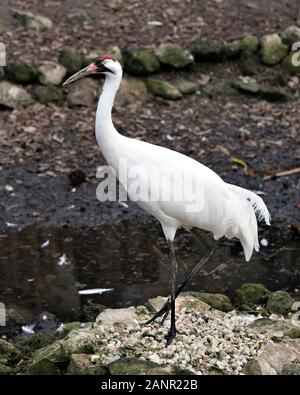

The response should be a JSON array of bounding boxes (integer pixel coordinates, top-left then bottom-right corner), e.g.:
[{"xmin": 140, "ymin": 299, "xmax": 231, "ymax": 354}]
[{"xmin": 95, "ymin": 66, "xmax": 270, "ymax": 262}]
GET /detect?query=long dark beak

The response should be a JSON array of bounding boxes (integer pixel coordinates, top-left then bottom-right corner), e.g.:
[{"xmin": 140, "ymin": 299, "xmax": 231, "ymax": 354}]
[{"xmin": 63, "ymin": 63, "xmax": 97, "ymax": 86}]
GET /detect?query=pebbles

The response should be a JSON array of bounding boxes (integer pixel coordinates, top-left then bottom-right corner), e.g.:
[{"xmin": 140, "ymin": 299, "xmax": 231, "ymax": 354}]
[{"xmin": 93, "ymin": 303, "xmax": 269, "ymax": 375}]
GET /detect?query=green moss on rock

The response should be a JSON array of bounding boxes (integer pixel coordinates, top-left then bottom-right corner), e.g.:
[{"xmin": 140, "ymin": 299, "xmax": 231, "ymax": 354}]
[
  {"xmin": 146, "ymin": 79, "xmax": 182, "ymax": 100},
  {"xmin": 281, "ymin": 25, "xmax": 300, "ymax": 49},
  {"xmin": 68, "ymin": 10, "xmax": 91, "ymax": 22},
  {"xmin": 123, "ymin": 49, "xmax": 160, "ymax": 75},
  {"xmin": 0, "ymin": 339, "xmax": 22, "ymax": 366},
  {"xmin": 238, "ymin": 52, "xmax": 262, "ymax": 76},
  {"xmin": 185, "ymin": 292, "xmax": 233, "ymax": 312},
  {"xmin": 260, "ymin": 33, "xmax": 288, "ymax": 65},
  {"xmin": 284, "ymin": 328, "xmax": 300, "ymax": 339},
  {"xmin": 5, "ymin": 61, "xmax": 37, "ymax": 84},
  {"xmin": 34, "ymin": 85, "xmax": 63, "ymax": 104},
  {"xmin": 280, "ymin": 53, "xmax": 300, "ymax": 76},
  {"xmin": 0, "ymin": 362, "xmax": 13, "ymax": 375},
  {"xmin": 16, "ymin": 332, "xmax": 58, "ymax": 356},
  {"xmin": 202, "ymin": 79, "xmax": 237, "ymax": 96},
  {"xmin": 156, "ymin": 43, "xmax": 194, "ymax": 68},
  {"xmin": 234, "ymin": 283, "xmax": 270, "ymax": 310},
  {"xmin": 59, "ymin": 49, "xmax": 82, "ymax": 74},
  {"xmin": 27, "ymin": 359, "xmax": 61, "ymax": 375},
  {"xmin": 191, "ymin": 40, "xmax": 224, "ymax": 62},
  {"xmin": 108, "ymin": 358, "xmax": 193, "ymax": 375},
  {"xmin": 266, "ymin": 291, "xmax": 294, "ymax": 315}
]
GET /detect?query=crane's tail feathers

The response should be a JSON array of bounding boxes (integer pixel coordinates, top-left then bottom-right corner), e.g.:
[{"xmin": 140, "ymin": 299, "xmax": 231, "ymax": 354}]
[
  {"xmin": 226, "ymin": 183, "xmax": 270, "ymax": 262},
  {"xmin": 226, "ymin": 184, "xmax": 271, "ymax": 225}
]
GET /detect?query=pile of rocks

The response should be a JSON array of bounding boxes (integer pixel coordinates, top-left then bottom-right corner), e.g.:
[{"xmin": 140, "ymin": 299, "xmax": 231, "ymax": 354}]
[{"xmin": 0, "ymin": 283, "xmax": 299, "ymax": 375}]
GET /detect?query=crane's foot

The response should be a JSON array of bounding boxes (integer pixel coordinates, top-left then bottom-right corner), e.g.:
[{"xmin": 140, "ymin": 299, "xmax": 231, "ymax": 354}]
[
  {"xmin": 165, "ymin": 326, "xmax": 177, "ymax": 346},
  {"xmin": 144, "ymin": 300, "xmax": 171, "ymax": 326}
]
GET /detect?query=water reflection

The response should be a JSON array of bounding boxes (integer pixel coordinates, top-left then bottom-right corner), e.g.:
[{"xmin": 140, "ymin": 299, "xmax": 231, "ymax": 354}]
[{"xmin": 0, "ymin": 220, "xmax": 299, "ymax": 322}]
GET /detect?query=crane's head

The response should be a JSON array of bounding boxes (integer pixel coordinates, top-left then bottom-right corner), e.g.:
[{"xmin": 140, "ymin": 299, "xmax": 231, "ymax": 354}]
[{"xmin": 63, "ymin": 54, "xmax": 122, "ymax": 86}]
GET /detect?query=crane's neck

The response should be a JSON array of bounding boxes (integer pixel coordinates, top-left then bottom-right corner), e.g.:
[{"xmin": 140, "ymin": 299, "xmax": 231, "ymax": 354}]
[{"xmin": 95, "ymin": 72, "xmax": 122, "ymax": 147}]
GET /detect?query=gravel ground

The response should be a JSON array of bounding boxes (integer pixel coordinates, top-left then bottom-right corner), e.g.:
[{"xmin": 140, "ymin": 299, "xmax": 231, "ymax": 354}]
[{"xmin": 94, "ymin": 296, "xmax": 270, "ymax": 375}]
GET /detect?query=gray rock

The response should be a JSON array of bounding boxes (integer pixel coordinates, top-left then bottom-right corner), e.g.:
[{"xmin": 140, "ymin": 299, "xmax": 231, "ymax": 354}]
[
  {"xmin": 115, "ymin": 77, "xmax": 148, "ymax": 106},
  {"xmin": 96, "ymin": 307, "xmax": 138, "ymax": 329},
  {"xmin": 260, "ymin": 33, "xmax": 288, "ymax": 65},
  {"xmin": 282, "ymin": 360, "xmax": 300, "ymax": 375},
  {"xmin": 123, "ymin": 49, "xmax": 160, "ymax": 75},
  {"xmin": 203, "ymin": 79, "xmax": 237, "ymax": 96},
  {"xmin": 68, "ymin": 354, "xmax": 107, "ymax": 375},
  {"xmin": 66, "ymin": 78, "xmax": 98, "ymax": 106},
  {"xmin": 281, "ymin": 25, "xmax": 300, "ymax": 48},
  {"xmin": 238, "ymin": 52, "xmax": 262, "ymax": 76},
  {"xmin": 258, "ymin": 84, "xmax": 293, "ymax": 102},
  {"xmin": 62, "ymin": 328, "xmax": 98, "ymax": 355},
  {"xmin": 232, "ymin": 76, "xmax": 260, "ymax": 94},
  {"xmin": 108, "ymin": 358, "xmax": 193, "ymax": 375},
  {"xmin": 34, "ymin": 85, "xmax": 63, "ymax": 104},
  {"xmin": 191, "ymin": 40, "xmax": 224, "ymax": 62},
  {"xmin": 38, "ymin": 62, "xmax": 67, "ymax": 85},
  {"xmin": 0, "ymin": 339, "xmax": 22, "ymax": 366},
  {"xmin": 58, "ymin": 49, "xmax": 82, "ymax": 74},
  {"xmin": 267, "ymin": 291, "xmax": 295, "ymax": 315},
  {"xmin": 148, "ymin": 294, "xmax": 209, "ymax": 313},
  {"xmin": 257, "ymin": 340, "xmax": 300, "ymax": 375},
  {"xmin": 185, "ymin": 292, "xmax": 233, "ymax": 312},
  {"xmin": 234, "ymin": 283, "xmax": 270, "ymax": 309},
  {"xmin": 156, "ymin": 43, "xmax": 194, "ymax": 68},
  {"xmin": 146, "ymin": 79, "xmax": 182, "ymax": 100},
  {"xmin": 242, "ymin": 358, "xmax": 262, "ymax": 375},
  {"xmin": 13, "ymin": 9, "xmax": 52, "ymax": 31},
  {"xmin": 0, "ymin": 81, "xmax": 33, "ymax": 108},
  {"xmin": 5, "ymin": 60, "xmax": 37, "ymax": 84},
  {"xmin": 177, "ymin": 80, "xmax": 199, "ymax": 95}
]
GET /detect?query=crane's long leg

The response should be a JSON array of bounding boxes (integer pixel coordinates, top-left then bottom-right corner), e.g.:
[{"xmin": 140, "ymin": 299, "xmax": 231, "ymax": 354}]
[
  {"xmin": 145, "ymin": 230, "xmax": 214, "ymax": 326},
  {"xmin": 145, "ymin": 252, "xmax": 211, "ymax": 326},
  {"xmin": 165, "ymin": 240, "xmax": 178, "ymax": 345}
]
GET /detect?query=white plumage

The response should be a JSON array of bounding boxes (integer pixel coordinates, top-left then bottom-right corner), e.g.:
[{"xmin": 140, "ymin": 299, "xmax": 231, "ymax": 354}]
[
  {"xmin": 63, "ymin": 55, "xmax": 271, "ymax": 343},
  {"xmin": 91, "ymin": 59, "xmax": 270, "ymax": 262}
]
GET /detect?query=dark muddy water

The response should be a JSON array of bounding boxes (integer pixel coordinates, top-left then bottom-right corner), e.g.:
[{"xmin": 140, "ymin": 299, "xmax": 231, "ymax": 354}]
[{"xmin": 0, "ymin": 220, "xmax": 299, "ymax": 322}]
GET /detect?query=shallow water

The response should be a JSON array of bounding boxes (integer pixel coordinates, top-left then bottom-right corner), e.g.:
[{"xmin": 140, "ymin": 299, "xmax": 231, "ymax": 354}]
[{"xmin": 0, "ymin": 220, "xmax": 299, "ymax": 322}]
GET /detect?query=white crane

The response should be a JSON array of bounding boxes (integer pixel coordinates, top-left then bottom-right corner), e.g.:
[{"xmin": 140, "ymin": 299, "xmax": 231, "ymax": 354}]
[{"xmin": 63, "ymin": 54, "xmax": 270, "ymax": 344}]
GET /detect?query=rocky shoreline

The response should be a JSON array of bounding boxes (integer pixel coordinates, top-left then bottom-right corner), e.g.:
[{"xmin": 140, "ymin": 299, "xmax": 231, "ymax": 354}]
[{"xmin": 1, "ymin": 283, "xmax": 299, "ymax": 375}]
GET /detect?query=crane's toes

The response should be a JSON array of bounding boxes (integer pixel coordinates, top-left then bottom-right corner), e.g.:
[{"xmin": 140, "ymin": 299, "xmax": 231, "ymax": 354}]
[
  {"xmin": 144, "ymin": 300, "xmax": 171, "ymax": 326},
  {"xmin": 165, "ymin": 327, "xmax": 177, "ymax": 346}
]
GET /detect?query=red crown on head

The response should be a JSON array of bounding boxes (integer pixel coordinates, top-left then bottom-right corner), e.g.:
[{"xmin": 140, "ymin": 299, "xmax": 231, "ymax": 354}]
[{"xmin": 96, "ymin": 54, "xmax": 116, "ymax": 61}]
